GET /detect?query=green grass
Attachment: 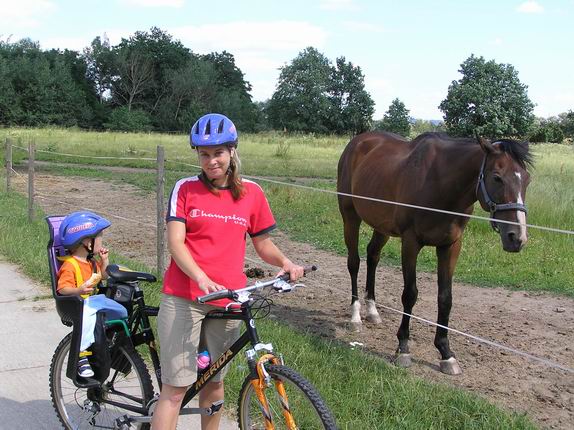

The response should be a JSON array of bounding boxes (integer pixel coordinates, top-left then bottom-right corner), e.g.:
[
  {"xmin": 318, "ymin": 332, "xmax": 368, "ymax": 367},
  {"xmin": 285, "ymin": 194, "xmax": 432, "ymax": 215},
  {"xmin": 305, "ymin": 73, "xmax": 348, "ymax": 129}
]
[
  {"xmin": 6, "ymin": 126, "xmax": 571, "ymax": 296},
  {"xmin": 0, "ymin": 127, "xmax": 345, "ymax": 178},
  {"xmin": 0, "ymin": 189, "xmax": 537, "ymax": 429}
]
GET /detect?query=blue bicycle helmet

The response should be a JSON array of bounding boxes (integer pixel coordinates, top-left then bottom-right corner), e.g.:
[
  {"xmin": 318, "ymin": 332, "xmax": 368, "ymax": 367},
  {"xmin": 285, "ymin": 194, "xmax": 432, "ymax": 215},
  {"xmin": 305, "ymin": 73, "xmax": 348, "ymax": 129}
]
[
  {"xmin": 190, "ymin": 113, "xmax": 238, "ymax": 149},
  {"xmin": 60, "ymin": 211, "xmax": 111, "ymax": 249}
]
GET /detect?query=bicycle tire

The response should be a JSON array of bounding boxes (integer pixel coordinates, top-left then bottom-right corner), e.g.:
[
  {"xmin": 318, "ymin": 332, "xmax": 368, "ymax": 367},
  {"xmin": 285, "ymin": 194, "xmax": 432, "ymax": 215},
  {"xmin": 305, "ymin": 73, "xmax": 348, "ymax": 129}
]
[
  {"xmin": 238, "ymin": 364, "xmax": 337, "ymax": 430},
  {"xmin": 49, "ymin": 332, "xmax": 154, "ymax": 430}
]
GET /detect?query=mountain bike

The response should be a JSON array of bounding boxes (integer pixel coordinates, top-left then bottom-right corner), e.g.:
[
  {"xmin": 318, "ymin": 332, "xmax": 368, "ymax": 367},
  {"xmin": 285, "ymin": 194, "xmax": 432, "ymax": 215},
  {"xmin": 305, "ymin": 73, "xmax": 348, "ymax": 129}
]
[{"xmin": 49, "ymin": 263, "xmax": 337, "ymax": 429}]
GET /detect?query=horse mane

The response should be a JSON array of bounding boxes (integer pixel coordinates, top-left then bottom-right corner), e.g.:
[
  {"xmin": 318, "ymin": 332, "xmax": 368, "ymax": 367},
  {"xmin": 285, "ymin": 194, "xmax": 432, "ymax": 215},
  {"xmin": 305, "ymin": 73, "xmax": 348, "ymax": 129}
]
[
  {"xmin": 411, "ymin": 132, "xmax": 533, "ymax": 170},
  {"xmin": 494, "ymin": 139, "xmax": 533, "ymax": 170}
]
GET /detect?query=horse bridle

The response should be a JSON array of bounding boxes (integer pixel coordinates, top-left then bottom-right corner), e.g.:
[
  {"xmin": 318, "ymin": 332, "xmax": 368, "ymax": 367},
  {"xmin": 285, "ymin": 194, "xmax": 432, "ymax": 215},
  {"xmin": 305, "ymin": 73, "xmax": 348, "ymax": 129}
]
[{"xmin": 476, "ymin": 153, "xmax": 528, "ymax": 232}]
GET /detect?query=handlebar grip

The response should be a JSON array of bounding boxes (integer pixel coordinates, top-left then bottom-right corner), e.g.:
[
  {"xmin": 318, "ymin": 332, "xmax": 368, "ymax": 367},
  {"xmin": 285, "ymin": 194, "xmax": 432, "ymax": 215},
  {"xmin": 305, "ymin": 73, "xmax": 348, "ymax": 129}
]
[{"xmin": 197, "ymin": 289, "xmax": 234, "ymax": 304}]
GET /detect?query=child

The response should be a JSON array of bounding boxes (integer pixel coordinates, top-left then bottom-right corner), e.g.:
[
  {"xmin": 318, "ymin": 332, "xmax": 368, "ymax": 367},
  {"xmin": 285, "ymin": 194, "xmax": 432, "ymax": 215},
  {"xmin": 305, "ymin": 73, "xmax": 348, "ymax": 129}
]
[{"xmin": 57, "ymin": 211, "xmax": 128, "ymax": 378}]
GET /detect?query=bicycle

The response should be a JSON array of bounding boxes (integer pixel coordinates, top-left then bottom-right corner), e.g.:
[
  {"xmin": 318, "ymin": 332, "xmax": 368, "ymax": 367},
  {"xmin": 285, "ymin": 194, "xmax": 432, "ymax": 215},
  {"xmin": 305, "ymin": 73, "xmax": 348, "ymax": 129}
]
[{"xmin": 47, "ymin": 217, "xmax": 337, "ymax": 430}]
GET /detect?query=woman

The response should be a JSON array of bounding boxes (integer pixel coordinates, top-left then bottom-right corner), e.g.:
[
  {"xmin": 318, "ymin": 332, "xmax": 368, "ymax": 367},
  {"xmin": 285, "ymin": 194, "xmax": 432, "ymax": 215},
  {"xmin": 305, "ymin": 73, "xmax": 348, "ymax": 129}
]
[{"xmin": 151, "ymin": 113, "xmax": 304, "ymax": 430}]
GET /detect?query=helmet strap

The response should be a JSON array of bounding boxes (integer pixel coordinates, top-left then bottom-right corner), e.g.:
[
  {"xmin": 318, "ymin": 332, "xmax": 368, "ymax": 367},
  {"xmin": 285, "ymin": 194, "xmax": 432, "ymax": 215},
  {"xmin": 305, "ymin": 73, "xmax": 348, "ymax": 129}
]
[{"xmin": 83, "ymin": 238, "xmax": 95, "ymax": 261}]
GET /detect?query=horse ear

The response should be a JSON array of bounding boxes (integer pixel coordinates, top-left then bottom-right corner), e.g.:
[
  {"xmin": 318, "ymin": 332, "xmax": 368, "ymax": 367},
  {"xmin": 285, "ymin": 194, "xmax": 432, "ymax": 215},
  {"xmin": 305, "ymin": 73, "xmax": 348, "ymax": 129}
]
[{"xmin": 475, "ymin": 132, "xmax": 495, "ymax": 154}]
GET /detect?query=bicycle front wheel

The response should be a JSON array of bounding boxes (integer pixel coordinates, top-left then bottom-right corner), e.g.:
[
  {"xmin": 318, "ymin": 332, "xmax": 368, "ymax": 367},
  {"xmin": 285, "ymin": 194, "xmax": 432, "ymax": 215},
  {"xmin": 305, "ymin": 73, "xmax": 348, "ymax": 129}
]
[
  {"xmin": 238, "ymin": 364, "xmax": 337, "ymax": 430},
  {"xmin": 49, "ymin": 332, "xmax": 154, "ymax": 430}
]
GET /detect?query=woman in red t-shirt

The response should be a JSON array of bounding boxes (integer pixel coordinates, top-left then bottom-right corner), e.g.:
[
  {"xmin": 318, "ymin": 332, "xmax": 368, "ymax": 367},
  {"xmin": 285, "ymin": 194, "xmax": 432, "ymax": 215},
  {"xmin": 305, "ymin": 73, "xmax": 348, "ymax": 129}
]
[{"xmin": 151, "ymin": 113, "xmax": 304, "ymax": 430}]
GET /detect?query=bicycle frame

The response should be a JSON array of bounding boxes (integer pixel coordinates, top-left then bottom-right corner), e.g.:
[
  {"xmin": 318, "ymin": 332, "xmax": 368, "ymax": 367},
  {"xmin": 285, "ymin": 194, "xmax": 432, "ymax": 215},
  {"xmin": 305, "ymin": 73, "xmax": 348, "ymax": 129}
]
[
  {"xmin": 181, "ymin": 304, "xmax": 265, "ymax": 409},
  {"xmin": 113, "ymin": 288, "xmax": 273, "ymax": 420}
]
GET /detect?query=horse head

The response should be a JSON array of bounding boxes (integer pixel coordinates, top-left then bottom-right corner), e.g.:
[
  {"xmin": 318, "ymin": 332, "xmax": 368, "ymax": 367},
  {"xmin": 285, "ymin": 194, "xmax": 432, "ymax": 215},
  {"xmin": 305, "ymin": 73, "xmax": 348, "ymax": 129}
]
[{"xmin": 475, "ymin": 135, "xmax": 533, "ymax": 252}]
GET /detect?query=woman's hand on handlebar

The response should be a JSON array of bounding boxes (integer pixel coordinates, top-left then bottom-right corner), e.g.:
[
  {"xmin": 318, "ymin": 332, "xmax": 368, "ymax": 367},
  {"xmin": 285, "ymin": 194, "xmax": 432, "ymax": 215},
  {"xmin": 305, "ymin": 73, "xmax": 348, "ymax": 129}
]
[
  {"xmin": 277, "ymin": 259, "xmax": 305, "ymax": 282},
  {"xmin": 197, "ymin": 274, "xmax": 225, "ymax": 295}
]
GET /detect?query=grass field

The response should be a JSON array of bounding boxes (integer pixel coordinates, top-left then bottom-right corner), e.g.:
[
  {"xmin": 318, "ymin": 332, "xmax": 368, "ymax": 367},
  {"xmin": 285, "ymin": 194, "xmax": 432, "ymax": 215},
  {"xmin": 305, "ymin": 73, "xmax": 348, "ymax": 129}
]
[
  {"xmin": 2, "ymin": 127, "xmax": 571, "ymax": 296},
  {"xmin": 0, "ymin": 190, "xmax": 536, "ymax": 429}
]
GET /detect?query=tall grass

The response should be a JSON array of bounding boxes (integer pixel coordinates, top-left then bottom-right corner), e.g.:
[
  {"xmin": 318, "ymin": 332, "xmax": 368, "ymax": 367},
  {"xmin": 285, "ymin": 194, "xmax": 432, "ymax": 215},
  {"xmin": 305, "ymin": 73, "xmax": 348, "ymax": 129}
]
[
  {"xmin": 0, "ymin": 127, "xmax": 345, "ymax": 177},
  {"xmin": 0, "ymin": 190, "xmax": 537, "ymax": 429}
]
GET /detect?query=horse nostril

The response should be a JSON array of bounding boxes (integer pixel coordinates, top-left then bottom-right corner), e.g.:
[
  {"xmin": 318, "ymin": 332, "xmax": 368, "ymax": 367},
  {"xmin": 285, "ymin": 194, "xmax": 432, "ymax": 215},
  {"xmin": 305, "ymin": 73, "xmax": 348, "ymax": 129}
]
[{"xmin": 507, "ymin": 231, "xmax": 517, "ymax": 242}]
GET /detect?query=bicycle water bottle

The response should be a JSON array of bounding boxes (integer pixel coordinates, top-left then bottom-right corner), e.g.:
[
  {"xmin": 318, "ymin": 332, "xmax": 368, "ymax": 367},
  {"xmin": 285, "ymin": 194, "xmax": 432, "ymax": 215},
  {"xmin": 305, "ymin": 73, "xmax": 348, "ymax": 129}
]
[{"xmin": 197, "ymin": 351, "xmax": 210, "ymax": 373}]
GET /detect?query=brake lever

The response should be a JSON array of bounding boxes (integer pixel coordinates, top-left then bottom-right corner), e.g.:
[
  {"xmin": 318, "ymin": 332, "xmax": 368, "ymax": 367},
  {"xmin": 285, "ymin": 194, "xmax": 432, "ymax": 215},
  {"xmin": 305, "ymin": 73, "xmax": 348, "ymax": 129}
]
[{"xmin": 273, "ymin": 279, "xmax": 306, "ymax": 292}]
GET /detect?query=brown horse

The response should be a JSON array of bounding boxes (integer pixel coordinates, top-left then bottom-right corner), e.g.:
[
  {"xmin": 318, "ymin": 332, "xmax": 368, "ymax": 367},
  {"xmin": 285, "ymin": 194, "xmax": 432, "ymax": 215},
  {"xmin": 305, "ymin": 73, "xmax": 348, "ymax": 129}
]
[{"xmin": 337, "ymin": 131, "xmax": 532, "ymax": 375}]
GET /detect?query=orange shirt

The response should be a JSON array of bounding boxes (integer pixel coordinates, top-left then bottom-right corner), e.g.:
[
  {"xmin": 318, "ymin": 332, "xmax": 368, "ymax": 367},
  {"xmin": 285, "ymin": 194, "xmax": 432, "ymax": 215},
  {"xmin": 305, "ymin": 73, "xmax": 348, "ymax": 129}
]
[{"xmin": 57, "ymin": 257, "xmax": 102, "ymax": 295}]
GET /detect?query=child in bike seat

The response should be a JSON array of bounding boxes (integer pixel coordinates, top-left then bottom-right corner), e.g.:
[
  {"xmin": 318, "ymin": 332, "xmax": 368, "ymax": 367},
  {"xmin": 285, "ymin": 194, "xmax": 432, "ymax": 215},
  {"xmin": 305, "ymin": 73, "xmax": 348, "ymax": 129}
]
[{"xmin": 57, "ymin": 211, "xmax": 128, "ymax": 378}]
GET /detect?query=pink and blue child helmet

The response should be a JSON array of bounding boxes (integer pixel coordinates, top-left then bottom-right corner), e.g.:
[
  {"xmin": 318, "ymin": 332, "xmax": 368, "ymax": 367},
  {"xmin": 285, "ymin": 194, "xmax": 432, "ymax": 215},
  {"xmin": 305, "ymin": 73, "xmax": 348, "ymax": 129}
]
[
  {"xmin": 190, "ymin": 113, "xmax": 238, "ymax": 149},
  {"xmin": 59, "ymin": 211, "xmax": 111, "ymax": 249}
]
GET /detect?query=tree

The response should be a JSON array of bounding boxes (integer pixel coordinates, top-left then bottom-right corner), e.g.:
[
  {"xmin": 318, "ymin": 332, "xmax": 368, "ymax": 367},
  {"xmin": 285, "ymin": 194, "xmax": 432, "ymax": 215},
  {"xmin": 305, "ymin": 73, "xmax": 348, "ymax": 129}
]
[
  {"xmin": 83, "ymin": 36, "xmax": 115, "ymax": 104},
  {"xmin": 529, "ymin": 117, "xmax": 564, "ymax": 143},
  {"xmin": 268, "ymin": 47, "xmax": 333, "ymax": 133},
  {"xmin": 558, "ymin": 110, "xmax": 574, "ymax": 138},
  {"xmin": 376, "ymin": 98, "xmax": 411, "ymax": 137},
  {"xmin": 439, "ymin": 55, "xmax": 534, "ymax": 138},
  {"xmin": 202, "ymin": 51, "xmax": 259, "ymax": 131},
  {"xmin": 0, "ymin": 38, "xmax": 91, "ymax": 127},
  {"xmin": 329, "ymin": 56, "xmax": 374, "ymax": 134},
  {"xmin": 268, "ymin": 47, "xmax": 374, "ymax": 134},
  {"xmin": 112, "ymin": 27, "xmax": 190, "ymax": 117},
  {"xmin": 113, "ymin": 49, "xmax": 154, "ymax": 112}
]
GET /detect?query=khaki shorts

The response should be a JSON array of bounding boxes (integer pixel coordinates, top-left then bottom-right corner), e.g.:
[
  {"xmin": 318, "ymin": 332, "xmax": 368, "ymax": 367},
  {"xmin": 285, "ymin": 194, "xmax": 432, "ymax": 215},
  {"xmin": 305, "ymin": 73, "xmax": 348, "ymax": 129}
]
[{"xmin": 157, "ymin": 293, "xmax": 241, "ymax": 387}]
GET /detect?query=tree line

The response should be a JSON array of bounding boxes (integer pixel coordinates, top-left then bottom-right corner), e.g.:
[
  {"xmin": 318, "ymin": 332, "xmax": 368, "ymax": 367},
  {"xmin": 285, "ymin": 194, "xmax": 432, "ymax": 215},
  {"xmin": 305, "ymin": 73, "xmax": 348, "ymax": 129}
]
[{"xmin": 1, "ymin": 27, "xmax": 573, "ymax": 141}]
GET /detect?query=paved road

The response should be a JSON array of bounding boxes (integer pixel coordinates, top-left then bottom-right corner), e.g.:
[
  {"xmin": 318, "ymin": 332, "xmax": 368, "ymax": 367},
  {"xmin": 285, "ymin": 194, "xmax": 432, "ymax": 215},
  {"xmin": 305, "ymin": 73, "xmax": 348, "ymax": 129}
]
[{"xmin": 0, "ymin": 259, "xmax": 237, "ymax": 429}]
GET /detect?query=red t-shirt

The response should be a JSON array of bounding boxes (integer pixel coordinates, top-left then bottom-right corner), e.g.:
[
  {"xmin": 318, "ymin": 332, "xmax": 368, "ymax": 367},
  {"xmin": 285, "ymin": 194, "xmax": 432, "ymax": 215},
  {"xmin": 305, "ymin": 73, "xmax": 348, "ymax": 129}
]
[{"xmin": 163, "ymin": 176, "xmax": 276, "ymax": 306}]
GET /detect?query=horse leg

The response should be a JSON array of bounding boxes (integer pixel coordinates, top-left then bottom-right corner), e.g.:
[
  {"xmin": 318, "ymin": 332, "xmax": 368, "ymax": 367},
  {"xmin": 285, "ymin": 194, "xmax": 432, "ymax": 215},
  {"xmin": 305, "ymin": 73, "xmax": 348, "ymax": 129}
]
[
  {"xmin": 395, "ymin": 234, "xmax": 422, "ymax": 368},
  {"xmin": 435, "ymin": 240, "xmax": 463, "ymax": 375},
  {"xmin": 365, "ymin": 230, "xmax": 389, "ymax": 324},
  {"xmin": 343, "ymin": 211, "xmax": 362, "ymax": 331}
]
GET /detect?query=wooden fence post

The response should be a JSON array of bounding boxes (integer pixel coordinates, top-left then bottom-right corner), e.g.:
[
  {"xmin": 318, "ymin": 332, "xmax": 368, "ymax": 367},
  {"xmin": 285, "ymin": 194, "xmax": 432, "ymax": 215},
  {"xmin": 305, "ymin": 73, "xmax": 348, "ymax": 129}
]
[
  {"xmin": 5, "ymin": 138, "xmax": 12, "ymax": 192},
  {"xmin": 28, "ymin": 141, "xmax": 35, "ymax": 222},
  {"xmin": 156, "ymin": 145, "xmax": 165, "ymax": 277}
]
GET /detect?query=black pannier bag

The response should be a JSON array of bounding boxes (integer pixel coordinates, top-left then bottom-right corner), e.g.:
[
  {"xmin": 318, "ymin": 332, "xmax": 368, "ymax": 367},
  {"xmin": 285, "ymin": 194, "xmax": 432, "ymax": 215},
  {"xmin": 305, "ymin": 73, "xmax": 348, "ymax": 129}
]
[{"xmin": 106, "ymin": 278, "xmax": 136, "ymax": 314}]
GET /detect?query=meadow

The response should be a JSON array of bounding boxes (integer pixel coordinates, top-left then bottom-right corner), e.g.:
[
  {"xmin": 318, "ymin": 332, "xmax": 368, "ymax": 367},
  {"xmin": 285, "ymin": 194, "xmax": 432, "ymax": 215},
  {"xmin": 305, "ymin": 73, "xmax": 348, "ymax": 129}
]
[
  {"xmin": 0, "ymin": 190, "xmax": 536, "ymax": 429},
  {"xmin": 2, "ymin": 127, "xmax": 572, "ymax": 296},
  {"xmin": 2, "ymin": 127, "xmax": 570, "ymax": 428}
]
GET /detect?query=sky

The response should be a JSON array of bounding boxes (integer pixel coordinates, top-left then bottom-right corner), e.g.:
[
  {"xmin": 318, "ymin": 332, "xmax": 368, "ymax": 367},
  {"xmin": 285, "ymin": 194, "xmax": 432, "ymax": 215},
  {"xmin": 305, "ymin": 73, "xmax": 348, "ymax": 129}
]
[{"xmin": 1, "ymin": 0, "xmax": 573, "ymax": 120}]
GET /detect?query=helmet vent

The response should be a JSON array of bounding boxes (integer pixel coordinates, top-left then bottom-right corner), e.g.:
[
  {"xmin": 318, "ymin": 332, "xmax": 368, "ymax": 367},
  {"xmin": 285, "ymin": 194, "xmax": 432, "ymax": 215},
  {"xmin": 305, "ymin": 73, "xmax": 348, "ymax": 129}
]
[
  {"xmin": 205, "ymin": 119, "xmax": 211, "ymax": 135},
  {"xmin": 217, "ymin": 119, "xmax": 225, "ymax": 133}
]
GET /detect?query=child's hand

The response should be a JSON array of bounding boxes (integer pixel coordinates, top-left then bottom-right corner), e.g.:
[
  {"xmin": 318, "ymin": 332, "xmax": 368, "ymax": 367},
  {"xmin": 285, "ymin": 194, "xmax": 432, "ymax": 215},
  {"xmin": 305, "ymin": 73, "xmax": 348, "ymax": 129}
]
[
  {"xmin": 78, "ymin": 273, "xmax": 102, "ymax": 296},
  {"xmin": 99, "ymin": 247, "xmax": 109, "ymax": 264},
  {"xmin": 78, "ymin": 282, "xmax": 95, "ymax": 296}
]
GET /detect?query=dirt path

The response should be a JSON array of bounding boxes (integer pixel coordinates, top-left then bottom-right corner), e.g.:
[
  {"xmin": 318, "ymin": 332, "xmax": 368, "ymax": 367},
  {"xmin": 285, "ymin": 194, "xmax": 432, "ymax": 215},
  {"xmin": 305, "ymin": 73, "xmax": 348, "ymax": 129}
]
[{"xmin": 15, "ymin": 172, "xmax": 574, "ymax": 429}]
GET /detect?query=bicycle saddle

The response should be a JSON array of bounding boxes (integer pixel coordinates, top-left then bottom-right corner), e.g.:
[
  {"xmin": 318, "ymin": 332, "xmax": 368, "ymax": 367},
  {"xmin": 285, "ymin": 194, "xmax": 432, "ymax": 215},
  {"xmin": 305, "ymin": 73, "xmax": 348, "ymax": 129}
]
[{"xmin": 106, "ymin": 264, "xmax": 157, "ymax": 283}]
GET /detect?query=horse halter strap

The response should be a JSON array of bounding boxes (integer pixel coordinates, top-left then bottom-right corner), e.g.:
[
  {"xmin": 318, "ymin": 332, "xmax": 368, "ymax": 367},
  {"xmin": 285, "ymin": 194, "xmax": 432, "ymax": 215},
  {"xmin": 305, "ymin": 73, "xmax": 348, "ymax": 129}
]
[{"xmin": 476, "ymin": 153, "xmax": 528, "ymax": 232}]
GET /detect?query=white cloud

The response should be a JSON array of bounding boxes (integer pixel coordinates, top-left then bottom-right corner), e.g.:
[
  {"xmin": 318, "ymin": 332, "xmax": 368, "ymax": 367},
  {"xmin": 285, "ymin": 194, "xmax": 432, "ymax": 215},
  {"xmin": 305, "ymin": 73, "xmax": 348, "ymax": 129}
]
[
  {"xmin": 319, "ymin": 0, "xmax": 358, "ymax": 11},
  {"xmin": 119, "ymin": 0, "xmax": 184, "ymax": 7},
  {"xmin": 516, "ymin": 1, "xmax": 544, "ymax": 14},
  {"xmin": 492, "ymin": 37, "xmax": 503, "ymax": 45},
  {"xmin": 0, "ymin": 0, "xmax": 56, "ymax": 28},
  {"xmin": 172, "ymin": 21, "xmax": 327, "ymax": 53}
]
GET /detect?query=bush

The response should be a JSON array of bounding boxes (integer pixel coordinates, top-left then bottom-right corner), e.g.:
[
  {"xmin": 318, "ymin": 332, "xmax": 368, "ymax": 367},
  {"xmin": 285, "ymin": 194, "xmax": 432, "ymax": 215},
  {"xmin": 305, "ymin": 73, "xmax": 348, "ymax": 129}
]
[
  {"xmin": 103, "ymin": 107, "xmax": 152, "ymax": 132},
  {"xmin": 529, "ymin": 120, "xmax": 564, "ymax": 143}
]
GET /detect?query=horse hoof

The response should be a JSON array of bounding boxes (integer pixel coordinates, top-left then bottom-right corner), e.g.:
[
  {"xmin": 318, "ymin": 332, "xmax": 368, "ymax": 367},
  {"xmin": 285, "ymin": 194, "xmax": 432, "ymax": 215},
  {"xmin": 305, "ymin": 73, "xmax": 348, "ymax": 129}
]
[
  {"xmin": 439, "ymin": 357, "xmax": 462, "ymax": 375},
  {"xmin": 395, "ymin": 353, "xmax": 412, "ymax": 368},
  {"xmin": 349, "ymin": 321, "xmax": 362, "ymax": 332},
  {"xmin": 365, "ymin": 313, "xmax": 382, "ymax": 324}
]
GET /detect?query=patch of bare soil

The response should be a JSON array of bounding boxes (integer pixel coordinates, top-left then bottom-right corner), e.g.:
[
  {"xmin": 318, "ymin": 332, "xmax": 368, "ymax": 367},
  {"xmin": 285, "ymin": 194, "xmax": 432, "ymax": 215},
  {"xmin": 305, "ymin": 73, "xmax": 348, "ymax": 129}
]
[{"xmin": 15, "ymin": 172, "xmax": 574, "ymax": 429}]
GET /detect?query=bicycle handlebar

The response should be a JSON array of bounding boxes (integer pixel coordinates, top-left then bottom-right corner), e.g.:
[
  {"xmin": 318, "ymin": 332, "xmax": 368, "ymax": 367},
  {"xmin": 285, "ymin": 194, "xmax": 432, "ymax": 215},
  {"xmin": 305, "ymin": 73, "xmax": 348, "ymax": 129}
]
[{"xmin": 198, "ymin": 265, "xmax": 317, "ymax": 304}]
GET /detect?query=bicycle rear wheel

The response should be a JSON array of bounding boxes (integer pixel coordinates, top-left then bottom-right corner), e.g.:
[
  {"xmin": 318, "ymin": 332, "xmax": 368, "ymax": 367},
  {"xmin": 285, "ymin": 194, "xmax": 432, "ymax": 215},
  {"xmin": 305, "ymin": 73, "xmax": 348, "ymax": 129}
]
[
  {"xmin": 238, "ymin": 364, "xmax": 337, "ymax": 430},
  {"xmin": 49, "ymin": 332, "xmax": 154, "ymax": 430}
]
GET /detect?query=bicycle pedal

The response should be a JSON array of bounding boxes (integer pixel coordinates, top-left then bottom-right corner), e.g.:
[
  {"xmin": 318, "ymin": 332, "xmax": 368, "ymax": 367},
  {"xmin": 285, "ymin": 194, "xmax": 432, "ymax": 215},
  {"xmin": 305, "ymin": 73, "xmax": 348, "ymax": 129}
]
[{"xmin": 209, "ymin": 400, "xmax": 224, "ymax": 414}]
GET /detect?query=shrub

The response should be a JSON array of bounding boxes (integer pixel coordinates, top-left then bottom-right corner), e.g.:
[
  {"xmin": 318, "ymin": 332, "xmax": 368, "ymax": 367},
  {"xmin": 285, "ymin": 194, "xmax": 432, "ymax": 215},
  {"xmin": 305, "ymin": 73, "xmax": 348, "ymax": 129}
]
[{"xmin": 104, "ymin": 107, "xmax": 152, "ymax": 132}]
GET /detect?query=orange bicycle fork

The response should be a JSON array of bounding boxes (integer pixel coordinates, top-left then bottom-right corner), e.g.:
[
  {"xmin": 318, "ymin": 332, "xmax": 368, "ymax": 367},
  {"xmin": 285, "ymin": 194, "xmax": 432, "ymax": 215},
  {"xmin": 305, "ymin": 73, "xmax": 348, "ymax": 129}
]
[{"xmin": 251, "ymin": 354, "xmax": 298, "ymax": 430}]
